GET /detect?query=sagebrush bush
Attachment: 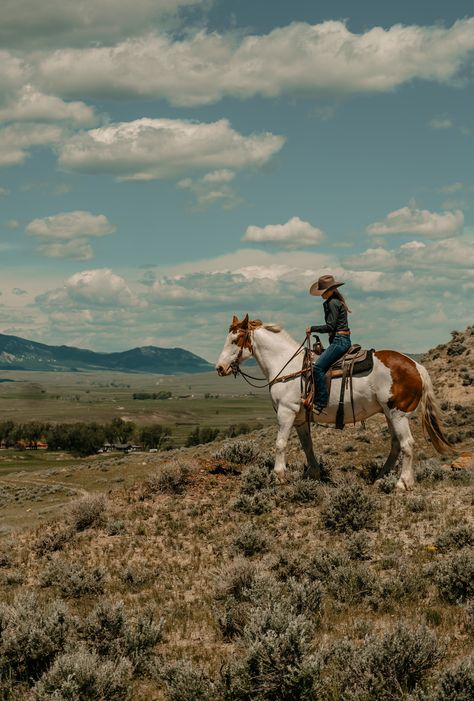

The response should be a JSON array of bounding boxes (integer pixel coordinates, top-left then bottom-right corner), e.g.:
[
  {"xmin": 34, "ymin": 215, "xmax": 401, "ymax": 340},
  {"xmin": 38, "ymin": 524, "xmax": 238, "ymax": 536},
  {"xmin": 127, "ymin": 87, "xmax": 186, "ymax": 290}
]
[
  {"xmin": 221, "ymin": 603, "xmax": 314, "ymax": 700},
  {"xmin": 282, "ymin": 477, "xmax": 321, "ymax": 504},
  {"xmin": 436, "ymin": 548, "xmax": 474, "ymax": 602},
  {"xmin": 320, "ymin": 623, "xmax": 442, "ymax": 700},
  {"xmin": 239, "ymin": 463, "xmax": 274, "ymax": 496},
  {"xmin": 33, "ymin": 523, "xmax": 75, "ymax": 555},
  {"xmin": 231, "ymin": 522, "xmax": 269, "ymax": 557},
  {"xmin": 433, "ymin": 653, "xmax": 474, "ymax": 701},
  {"xmin": 68, "ymin": 494, "xmax": 106, "ymax": 532},
  {"xmin": 83, "ymin": 600, "xmax": 163, "ymax": 674},
  {"xmin": 146, "ymin": 461, "xmax": 190, "ymax": 495},
  {"xmin": 415, "ymin": 459, "xmax": 446, "ymax": 483},
  {"xmin": 346, "ymin": 531, "xmax": 371, "ymax": 561},
  {"xmin": 40, "ymin": 558, "xmax": 105, "ymax": 598},
  {"xmin": 216, "ymin": 558, "xmax": 259, "ymax": 603},
  {"xmin": 162, "ymin": 659, "xmax": 218, "ymax": 701},
  {"xmin": 30, "ymin": 648, "xmax": 132, "ymax": 701},
  {"xmin": 436, "ymin": 524, "xmax": 474, "ymax": 551},
  {"xmin": 321, "ymin": 483, "xmax": 378, "ymax": 532},
  {"xmin": 0, "ymin": 541, "xmax": 13, "ymax": 568},
  {"xmin": 0, "ymin": 591, "xmax": 71, "ymax": 684},
  {"xmin": 119, "ymin": 561, "xmax": 156, "ymax": 589},
  {"xmin": 213, "ymin": 440, "xmax": 261, "ymax": 465},
  {"xmin": 376, "ymin": 474, "xmax": 398, "ymax": 494},
  {"xmin": 233, "ymin": 490, "xmax": 274, "ymax": 515}
]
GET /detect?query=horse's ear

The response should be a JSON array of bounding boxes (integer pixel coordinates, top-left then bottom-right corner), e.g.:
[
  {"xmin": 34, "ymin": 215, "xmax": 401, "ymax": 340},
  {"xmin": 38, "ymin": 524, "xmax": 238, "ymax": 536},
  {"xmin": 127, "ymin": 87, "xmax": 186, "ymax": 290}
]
[
  {"xmin": 241, "ymin": 313, "xmax": 249, "ymax": 329},
  {"xmin": 232, "ymin": 315, "xmax": 239, "ymax": 326}
]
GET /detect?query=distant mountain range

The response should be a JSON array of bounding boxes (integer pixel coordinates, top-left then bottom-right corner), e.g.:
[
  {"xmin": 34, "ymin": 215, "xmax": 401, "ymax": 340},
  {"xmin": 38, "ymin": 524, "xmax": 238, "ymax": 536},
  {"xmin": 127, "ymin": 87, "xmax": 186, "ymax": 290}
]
[{"xmin": 0, "ymin": 333, "xmax": 213, "ymax": 374}]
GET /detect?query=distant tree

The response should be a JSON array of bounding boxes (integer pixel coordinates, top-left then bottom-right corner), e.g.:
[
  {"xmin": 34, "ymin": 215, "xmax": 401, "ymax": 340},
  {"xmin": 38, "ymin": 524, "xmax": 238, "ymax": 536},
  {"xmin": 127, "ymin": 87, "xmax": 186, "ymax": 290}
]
[
  {"xmin": 0, "ymin": 420, "xmax": 16, "ymax": 447},
  {"xmin": 185, "ymin": 426, "xmax": 219, "ymax": 447},
  {"xmin": 139, "ymin": 424, "xmax": 172, "ymax": 450},
  {"xmin": 106, "ymin": 418, "xmax": 136, "ymax": 444}
]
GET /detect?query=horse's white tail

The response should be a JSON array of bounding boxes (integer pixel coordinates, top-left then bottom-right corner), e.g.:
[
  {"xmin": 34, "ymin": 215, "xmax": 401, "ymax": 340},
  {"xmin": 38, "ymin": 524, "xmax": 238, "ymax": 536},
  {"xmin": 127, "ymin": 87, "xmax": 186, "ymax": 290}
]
[{"xmin": 418, "ymin": 365, "xmax": 453, "ymax": 455}]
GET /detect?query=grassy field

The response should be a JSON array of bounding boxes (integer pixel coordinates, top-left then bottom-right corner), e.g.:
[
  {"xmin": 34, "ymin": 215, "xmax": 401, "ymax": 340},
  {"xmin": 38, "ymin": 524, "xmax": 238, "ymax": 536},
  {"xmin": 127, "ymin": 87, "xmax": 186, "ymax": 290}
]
[{"xmin": 0, "ymin": 369, "xmax": 275, "ymax": 444}]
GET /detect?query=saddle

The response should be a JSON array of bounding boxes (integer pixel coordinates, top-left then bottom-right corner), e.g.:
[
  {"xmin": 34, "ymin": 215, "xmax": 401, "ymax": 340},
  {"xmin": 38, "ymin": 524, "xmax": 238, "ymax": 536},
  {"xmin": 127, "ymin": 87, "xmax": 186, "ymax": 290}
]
[{"xmin": 303, "ymin": 340, "xmax": 375, "ymax": 430}]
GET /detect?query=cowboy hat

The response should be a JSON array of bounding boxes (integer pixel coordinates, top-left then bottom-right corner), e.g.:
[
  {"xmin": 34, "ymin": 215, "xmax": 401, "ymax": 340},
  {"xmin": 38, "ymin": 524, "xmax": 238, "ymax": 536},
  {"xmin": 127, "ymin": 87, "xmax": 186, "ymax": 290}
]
[{"xmin": 309, "ymin": 274, "xmax": 345, "ymax": 296}]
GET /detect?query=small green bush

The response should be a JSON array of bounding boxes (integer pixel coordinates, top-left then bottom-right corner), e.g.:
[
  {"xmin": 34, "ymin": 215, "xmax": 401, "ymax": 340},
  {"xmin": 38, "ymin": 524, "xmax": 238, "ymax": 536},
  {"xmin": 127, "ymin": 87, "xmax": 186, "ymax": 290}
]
[
  {"xmin": 0, "ymin": 591, "xmax": 71, "ymax": 684},
  {"xmin": 233, "ymin": 490, "xmax": 274, "ymax": 515},
  {"xmin": 231, "ymin": 522, "xmax": 269, "ymax": 557},
  {"xmin": 68, "ymin": 494, "xmax": 106, "ymax": 532},
  {"xmin": 146, "ymin": 461, "xmax": 190, "ymax": 495},
  {"xmin": 433, "ymin": 653, "xmax": 474, "ymax": 701},
  {"xmin": 282, "ymin": 477, "xmax": 321, "ymax": 504},
  {"xmin": 40, "ymin": 558, "xmax": 105, "ymax": 598},
  {"xmin": 436, "ymin": 548, "xmax": 474, "ymax": 602},
  {"xmin": 436, "ymin": 525, "xmax": 474, "ymax": 551},
  {"xmin": 162, "ymin": 659, "xmax": 218, "ymax": 701},
  {"xmin": 346, "ymin": 531, "xmax": 371, "ymax": 561},
  {"xmin": 30, "ymin": 648, "xmax": 132, "ymax": 701},
  {"xmin": 321, "ymin": 483, "xmax": 378, "ymax": 532},
  {"xmin": 239, "ymin": 463, "xmax": 274, "ymax": 496},
  {"xmin": 213, "ymin": 440, "xmax": 260, "ymax": 465},
  {"xmin": 415, "ymin": 459, "xmax": 446, "ymax": 483},
  {"xmin": 33, "ymin": 523, "xmax": 75, "ymax": 555}
]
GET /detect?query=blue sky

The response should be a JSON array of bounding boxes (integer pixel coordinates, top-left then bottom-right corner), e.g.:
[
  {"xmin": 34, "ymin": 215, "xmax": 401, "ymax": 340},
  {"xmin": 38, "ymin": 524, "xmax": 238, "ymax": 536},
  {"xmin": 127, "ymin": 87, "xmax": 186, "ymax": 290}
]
[{"xmin": 0, "ymin": 0, "xmax": 473, "ymax": 360}]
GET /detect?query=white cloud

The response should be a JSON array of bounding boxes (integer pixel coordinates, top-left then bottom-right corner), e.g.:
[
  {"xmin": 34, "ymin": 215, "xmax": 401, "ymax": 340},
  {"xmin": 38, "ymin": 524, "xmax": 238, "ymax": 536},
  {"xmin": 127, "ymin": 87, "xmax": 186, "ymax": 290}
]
[
  {"xmin": 0, "ymin": 187, "xmax": 10, "ymax": 197},
  {"xmin": 58, "ymin": 118, "xmax": 285, "ymax": 181},
  {"xmin": 439, "ymin": 182, "xmax": 465, "ymax": 194},
  {"xmin": 37, "ymin": 268, "xmax": 142, "ymax": 309},
  {"xmin": 367, "ymin": 205, "xmax": 464, "ymax": 238},
  {"xmin": 35, "ymin": 18, "xmax": 474, "ymax": 106},
  {"xmin": 0, "ymin": 0, "xmax": 209, "ymax": 48},
  {"xmin": 0, "ymin": 85, "xmax": 96, "ymax": 125},
  {"xmin": 0, "ymin": 123, "xmax": 63, "ymax": 166},
  {"xmin": 429, "ymin": 117, "xmax": 453, "ymax": 129},
  {"xmin": 400, "ymin": 240, "xmax": 426, "ymax": 250},
  {"xmin": 243, "ymin": 216, "xmax": 325, "ymax": 248},
  {"xmin": 26, "ymin": 211, "xmax": 115, "ymax": 240},
  {"xmin": 177, "ymin": 170, "xmax": 239, "ymax": 209},
  {"xmin": 26, "ymin": 211, "xmax": 115, "ymax": 260},
  {"xmin": 343, "ymin": 247, "xmax": 397, "ymax": 269}
]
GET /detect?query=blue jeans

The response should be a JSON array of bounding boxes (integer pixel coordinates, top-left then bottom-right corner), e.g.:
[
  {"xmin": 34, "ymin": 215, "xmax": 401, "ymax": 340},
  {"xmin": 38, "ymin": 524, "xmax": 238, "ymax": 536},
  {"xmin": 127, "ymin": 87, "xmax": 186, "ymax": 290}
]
[{"xmin": 313, "ymin": 334, "xmax": 352, "ymax": 407}]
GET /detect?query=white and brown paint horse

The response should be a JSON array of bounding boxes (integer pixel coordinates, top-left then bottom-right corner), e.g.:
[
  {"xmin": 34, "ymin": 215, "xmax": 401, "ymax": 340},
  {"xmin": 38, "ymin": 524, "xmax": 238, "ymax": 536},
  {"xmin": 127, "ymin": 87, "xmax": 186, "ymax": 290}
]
[{"xmin": 216, "ymin": 315, "xmax": 452, "ymax": 490}]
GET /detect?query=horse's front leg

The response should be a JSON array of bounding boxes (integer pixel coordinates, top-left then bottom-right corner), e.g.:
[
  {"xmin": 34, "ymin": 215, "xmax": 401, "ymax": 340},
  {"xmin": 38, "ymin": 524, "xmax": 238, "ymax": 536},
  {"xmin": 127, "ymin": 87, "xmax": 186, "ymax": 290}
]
[
  {"xmin": 274, "ymin": 405, "xmax": 296, "ymax": 483},
  {"xmin": 295, "ymin": 422, "xmax": 321, "ymax": 480}
]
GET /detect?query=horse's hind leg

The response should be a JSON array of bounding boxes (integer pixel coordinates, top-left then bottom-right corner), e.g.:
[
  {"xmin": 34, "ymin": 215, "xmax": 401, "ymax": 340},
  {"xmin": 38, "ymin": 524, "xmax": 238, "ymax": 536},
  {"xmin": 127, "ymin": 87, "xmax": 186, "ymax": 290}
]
[
  {"xmin": 385, "ymin": 409, "xmax": 415, "ymax": 490},
  {"xmin": 295, "ymin": 423, "xmax": 321, "ymax": 480},
  {"xmin": 379, "ymin": 414, "xmax": 401, "ymax": 478}
]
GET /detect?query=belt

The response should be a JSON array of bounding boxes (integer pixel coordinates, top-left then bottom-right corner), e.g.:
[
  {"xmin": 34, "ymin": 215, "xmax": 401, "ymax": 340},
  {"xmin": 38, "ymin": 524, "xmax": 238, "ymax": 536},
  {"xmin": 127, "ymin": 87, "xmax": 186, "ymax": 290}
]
[{"xmin": 336, "ymin": 330, "xmax": 351, "ymax": 335}]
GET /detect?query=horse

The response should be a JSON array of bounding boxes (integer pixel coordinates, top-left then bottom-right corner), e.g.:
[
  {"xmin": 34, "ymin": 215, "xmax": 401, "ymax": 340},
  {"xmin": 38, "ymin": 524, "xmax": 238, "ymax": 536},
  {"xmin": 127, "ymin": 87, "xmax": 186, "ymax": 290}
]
[{"xmin": 216, "ymin": 314, "xmax": 452, "ymax": 490}]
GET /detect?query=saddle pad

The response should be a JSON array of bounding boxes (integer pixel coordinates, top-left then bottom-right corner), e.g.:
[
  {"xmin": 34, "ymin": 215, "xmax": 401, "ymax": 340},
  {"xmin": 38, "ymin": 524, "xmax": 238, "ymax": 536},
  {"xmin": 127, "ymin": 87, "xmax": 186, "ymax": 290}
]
[{"xmin": 329, "ymin": 349, "xmax": 374, "ymax": 379}]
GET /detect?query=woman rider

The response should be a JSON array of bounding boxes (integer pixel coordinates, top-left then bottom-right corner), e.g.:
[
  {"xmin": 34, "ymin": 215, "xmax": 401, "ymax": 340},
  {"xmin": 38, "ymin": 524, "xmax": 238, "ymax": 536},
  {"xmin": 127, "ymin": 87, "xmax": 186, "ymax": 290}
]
[{"xmin": 306, "ymin": 274, "xmax": 351, "ymax": 414}]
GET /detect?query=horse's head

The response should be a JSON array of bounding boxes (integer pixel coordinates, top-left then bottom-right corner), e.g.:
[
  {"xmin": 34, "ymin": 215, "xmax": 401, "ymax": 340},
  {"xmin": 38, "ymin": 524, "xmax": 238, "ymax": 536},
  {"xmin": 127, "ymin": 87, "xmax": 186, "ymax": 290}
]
[{"xmin": 215, "ymin": 314, "xmax": 261, "ymax": 376}]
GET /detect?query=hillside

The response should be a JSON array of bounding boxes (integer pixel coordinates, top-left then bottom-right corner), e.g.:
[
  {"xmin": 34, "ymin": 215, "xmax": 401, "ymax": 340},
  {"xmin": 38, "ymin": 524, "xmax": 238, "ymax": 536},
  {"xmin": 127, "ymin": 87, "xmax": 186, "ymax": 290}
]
[
  {"xmin": 0, "ymin": 333, "xmax": 212, "ymax": 374},
  {"xmin": 0, "ymin": 327, "xmax": 473, "ymax": 700}
]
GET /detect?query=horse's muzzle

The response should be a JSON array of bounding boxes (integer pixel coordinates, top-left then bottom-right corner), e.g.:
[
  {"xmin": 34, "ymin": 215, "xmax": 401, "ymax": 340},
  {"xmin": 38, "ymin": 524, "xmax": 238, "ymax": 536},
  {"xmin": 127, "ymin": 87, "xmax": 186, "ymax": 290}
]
[{"xmin": 216, "ymin": 364, "xmax": 232, "ymax": 376}]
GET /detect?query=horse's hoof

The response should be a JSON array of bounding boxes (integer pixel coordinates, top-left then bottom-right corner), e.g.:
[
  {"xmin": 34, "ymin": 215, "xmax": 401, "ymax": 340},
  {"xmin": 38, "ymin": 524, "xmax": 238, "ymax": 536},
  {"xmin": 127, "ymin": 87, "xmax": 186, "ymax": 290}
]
[
  {"xmin": 274, "ymin": 470, "xmax": 287, "ymax": 484},
  {"xmin": 395, "ymin": 477, "xmax": 414, "ymax": 491}
]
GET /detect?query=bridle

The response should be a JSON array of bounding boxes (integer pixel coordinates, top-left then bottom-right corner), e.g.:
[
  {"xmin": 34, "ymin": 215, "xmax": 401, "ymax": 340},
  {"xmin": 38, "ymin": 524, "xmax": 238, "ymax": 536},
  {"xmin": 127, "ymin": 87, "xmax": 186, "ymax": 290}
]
[{"xmin": 229, "ymin": 328, "xmax": 312, "ymax": 389}]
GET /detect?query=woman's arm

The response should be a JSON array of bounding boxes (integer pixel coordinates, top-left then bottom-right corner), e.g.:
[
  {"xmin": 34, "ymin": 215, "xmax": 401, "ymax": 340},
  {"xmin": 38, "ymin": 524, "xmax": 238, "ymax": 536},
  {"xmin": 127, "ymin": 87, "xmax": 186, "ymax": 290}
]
[{"xmin": 309, "ymin": 299, "xmax": 340, "ymax": 335}]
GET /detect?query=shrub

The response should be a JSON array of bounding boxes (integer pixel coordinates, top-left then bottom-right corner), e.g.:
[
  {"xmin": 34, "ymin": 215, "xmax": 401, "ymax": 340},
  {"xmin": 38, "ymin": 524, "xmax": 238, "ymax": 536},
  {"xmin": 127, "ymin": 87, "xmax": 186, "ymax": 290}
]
[
  {"xmin": 221, "ymin": 604, "xmax": 314, "ymax": 700},
  {"xmin": 239, "ymin": 463, "xmax": 274, "ymax": 495},
  {"xmin": 162, "ymin": 660, "xmax": 218, "ymax": 701},
  {"xmin": 213, "ymin": 440, "xmax": 260, "ymax": 465},
  {"xmin": 119, "ymin": 562, "xmax": 156, "ymax": 589},
  {"xmin": 231, "ymin": 522, "xmax": 269, "ymax": 557},
  {"xmin": 433, "ymin": 654, "xmax": 474, "ymax": 701},
  {"xmin": 30, "ymin": 648, "xmax": 132, "ymax": 701},
  {"xmin": 376, "ymin": 474, "xmax": 398, "ymax": 493},
  {"xmin": 40, "ymin": 558, "xmax": 105, "ymax": 598},
  {"xmin": 83, "ymin": 600, "xmax": 163, "ymax": 674},
  {"xmin": 146, "ymin": 461, "xmax": 190, "ymax": 495},
  {"xmin": 346, "ymin": 531, "xmax": 371, "ymax": 561},
  {"xmin": 436, "ymin": 525, "xmax": 474, "ymax": 551},
  {"xmin": 0, "ymin": 591, "xmax": 71, "ymax": 684},
  {"xmin": 282, "ymin": 477, "xmax": 321, "ymax": 504},
  {"xmin": 33, "ymin": 523, "xmax": 75, "ymax": 555},
  {"xmin": 106, "ymin": 519, "xmax": 126, "ymax": 536},
  {"xmin": 415, "ymin": 459, "xmax": 446, "ymax": 483},
  {"xmin": 321, "ymin": 483, "xmax": 378, "ymax": 532},
  {"xmin": 233, "ymin": 490, "xmax": 274, "ymax": 515},
  {"xmin": 216, "ymin": 558, "xmax": 259, "ymax": 603},
  {"xmin": 286, "ymin": 577, "xmax": 324, "ymax": 619},
  {"xmin": 0, "ymin": 541, "xmax": 13, "ymax": 568},
  {"xmin": 436, "ymin": 548, "xmax": 474, "ymax": 602},
  {"xmin": 68, "ymin": 494, "xmax": 106, "ymax": 532}
]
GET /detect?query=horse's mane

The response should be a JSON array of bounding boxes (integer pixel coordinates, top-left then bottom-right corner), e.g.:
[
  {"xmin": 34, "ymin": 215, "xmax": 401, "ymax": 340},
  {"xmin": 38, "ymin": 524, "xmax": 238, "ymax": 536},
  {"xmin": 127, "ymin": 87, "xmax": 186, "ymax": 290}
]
[{"xmin": 229, "ymin": 316, "xmax": 297, "ymax": 344}]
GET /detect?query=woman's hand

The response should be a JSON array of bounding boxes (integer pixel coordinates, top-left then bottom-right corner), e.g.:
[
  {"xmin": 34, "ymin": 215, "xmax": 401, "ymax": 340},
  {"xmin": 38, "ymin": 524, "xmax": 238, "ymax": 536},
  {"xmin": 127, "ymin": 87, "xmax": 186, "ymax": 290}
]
[{"xmin": 306, "ymin": 327, "xmax": 312, "ymax": 335}]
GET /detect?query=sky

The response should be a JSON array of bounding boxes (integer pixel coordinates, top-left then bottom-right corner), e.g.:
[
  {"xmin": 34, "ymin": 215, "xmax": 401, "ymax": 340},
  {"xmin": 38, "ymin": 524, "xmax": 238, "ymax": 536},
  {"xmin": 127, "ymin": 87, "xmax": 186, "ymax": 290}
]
[{"xmin": 0, "ymin": 0, "xmax": 473, "ymax": 362}]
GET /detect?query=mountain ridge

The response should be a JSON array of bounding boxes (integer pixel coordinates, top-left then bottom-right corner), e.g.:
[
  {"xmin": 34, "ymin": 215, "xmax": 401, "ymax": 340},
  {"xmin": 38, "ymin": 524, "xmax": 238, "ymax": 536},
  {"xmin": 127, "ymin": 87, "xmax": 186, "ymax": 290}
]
[{"xmin": 0, "ymin": 332, "xmax": 213, "ymax": 374}]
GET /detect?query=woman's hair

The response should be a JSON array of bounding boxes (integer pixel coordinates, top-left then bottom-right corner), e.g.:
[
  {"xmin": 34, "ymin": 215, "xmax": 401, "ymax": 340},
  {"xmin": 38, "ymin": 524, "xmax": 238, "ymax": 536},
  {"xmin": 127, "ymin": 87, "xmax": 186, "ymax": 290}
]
[{"xmin": 332, "ymin": 288, "xmax": 351, "ymax": 313}]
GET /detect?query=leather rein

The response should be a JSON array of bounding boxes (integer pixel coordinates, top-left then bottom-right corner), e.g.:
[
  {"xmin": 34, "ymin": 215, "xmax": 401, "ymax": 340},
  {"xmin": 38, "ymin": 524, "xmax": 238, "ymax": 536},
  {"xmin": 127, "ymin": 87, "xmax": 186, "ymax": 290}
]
[{"xmin": 230, "ymin": 330, "xmax": 312, "ymax": 389}]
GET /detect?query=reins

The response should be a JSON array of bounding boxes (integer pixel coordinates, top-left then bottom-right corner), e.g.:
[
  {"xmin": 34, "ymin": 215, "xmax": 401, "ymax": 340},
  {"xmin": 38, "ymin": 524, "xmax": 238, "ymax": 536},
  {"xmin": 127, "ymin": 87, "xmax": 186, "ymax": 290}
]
[{"xmin": 230, "ymin": 332, "xmax": 312, "ymax": 389}]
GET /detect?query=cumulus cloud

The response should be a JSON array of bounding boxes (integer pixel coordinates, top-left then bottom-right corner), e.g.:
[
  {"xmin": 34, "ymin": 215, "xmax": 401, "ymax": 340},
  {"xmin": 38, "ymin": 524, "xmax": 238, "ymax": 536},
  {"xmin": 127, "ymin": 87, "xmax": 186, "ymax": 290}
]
[
  {"xmin": 0, "ymin": 85, "xmax": 96, "ymax": 125},
  {"xmin": 58, "ymin": 118, "xmax": 284, "ymax": 181},
  {"xmin": 177, "ymin": 170, "xmax": 239, "ymax": 209},
  {"xmin": 344, "ymin": 236, "xmax": 474, "ymax": 270},
  {"xmin": 429, "ymin": 117, "xmax": 453, "ymax": 129},
  {"xmin": 0, "ymin": 123, "xmax": 63, "ymax": 166},
  {"xmin": 26, "ymin": 211, "xmax": 115, "ymax": 240},
  {"xmin": 367, "ymin": 205, "xmax": 464, "ymax": 238},
  {"xmin": 26, "ymin": 211, "xmax": 115, "ymax": 260},
  {"xmin": 243, "ymin": 216, "xmax": 325, "ymax": 248},
  {"xmin": 37, "ymin": 268, "xmax": 142, "ymax": 309},
  {"xmin": 343, "ymin": 247, "xmax": 397, "ymax": 269},
  {"xmin": 0, "ymin": 0, "xmax": 209, "ymax": 48},
  {"xmin": 35, "ymin": 18, "xmax": 474, "ymax": 106}
]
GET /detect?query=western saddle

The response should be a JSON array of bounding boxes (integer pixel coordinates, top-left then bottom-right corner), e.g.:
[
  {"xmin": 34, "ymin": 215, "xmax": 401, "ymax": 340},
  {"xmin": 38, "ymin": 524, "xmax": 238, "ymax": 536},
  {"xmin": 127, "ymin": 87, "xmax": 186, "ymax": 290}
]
[{"xmin": 304, "ymin": 338, "xmax": 375, "ymax": 430}]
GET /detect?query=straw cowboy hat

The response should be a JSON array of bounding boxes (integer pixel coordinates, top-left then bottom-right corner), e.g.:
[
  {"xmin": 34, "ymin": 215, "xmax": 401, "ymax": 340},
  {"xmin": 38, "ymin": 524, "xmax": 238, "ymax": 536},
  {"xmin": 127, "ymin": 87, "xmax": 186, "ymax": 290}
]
[{"xmin": 309, "ymin": 274, "xmax": 345, "ymax": 296}]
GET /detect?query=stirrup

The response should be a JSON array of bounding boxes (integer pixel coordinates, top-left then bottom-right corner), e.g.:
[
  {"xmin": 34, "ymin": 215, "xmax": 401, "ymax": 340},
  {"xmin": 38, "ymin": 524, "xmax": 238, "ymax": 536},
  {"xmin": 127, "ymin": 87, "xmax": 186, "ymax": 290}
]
[{"xmin": 313, "ymin": 405, "xmax": 326, "ymax": 415}]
